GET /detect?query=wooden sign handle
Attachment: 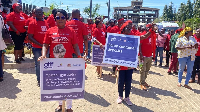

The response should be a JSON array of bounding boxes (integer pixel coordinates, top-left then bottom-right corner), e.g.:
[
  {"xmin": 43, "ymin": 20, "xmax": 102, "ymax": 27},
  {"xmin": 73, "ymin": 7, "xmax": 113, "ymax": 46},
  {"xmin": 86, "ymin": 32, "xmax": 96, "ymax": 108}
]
[{"xmin": 62, "ymin": 100, "xmax": 66, "ymax": 112}]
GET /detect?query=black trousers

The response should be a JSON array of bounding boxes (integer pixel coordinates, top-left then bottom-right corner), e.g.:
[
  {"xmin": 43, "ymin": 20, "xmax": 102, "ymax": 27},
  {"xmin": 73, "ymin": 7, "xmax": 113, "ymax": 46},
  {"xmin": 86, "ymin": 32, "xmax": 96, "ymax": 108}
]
[
  {"xmin": 191, "ymin": 56, "xmax": 200, "ymax": 80},
  {"xmin": 166, "ymin": 50, "xmax": 170, "ymax": 65}
]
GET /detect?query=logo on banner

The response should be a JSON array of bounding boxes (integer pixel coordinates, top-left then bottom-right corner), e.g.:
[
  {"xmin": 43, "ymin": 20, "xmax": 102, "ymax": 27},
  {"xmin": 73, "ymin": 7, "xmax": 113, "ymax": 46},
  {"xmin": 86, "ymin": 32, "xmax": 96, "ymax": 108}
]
[
  {"xmin": 73, "ymin": 64, "xmax": 81, "ymax": 67},
  {"xmin": 58, "ymin": 64, "xmax": 63, "ymax": 67},
  {"xmin": 67, "ymin": 64, "xmax": 71, "ymax": 67},
  {"xmin": 44, "ymin": 62, "xmax": 54, "ymax": 69}
]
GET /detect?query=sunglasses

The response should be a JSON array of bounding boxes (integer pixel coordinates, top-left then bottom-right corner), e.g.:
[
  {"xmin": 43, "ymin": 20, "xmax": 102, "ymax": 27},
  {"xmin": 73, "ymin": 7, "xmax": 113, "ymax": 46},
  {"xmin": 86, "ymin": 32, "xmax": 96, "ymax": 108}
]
[{"xmin": 55, "ymin": 16, "xmax": 66, "ymax": 20}]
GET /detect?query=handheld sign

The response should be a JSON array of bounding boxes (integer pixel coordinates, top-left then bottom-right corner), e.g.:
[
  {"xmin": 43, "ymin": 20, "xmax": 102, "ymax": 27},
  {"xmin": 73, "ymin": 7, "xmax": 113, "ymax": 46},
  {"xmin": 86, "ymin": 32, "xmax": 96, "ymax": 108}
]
[
  {"xmin": 103, "ymin": 33, "xmax": 140, "ymax": 68},
  {"xmin": 92, "ymin": 45, "xmax": 112, "ymax": 67},
  {"xmin": 40, "ymin": 58, "xmax": 85, "ymax": 101}
]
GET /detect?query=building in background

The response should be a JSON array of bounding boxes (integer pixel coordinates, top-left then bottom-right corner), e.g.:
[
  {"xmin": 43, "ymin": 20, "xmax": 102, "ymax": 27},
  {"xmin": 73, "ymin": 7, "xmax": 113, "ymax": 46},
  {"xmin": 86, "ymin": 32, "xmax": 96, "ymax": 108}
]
[{"xmin": 113, "ymin": 0, "xmax": 159, "ymax": 24}]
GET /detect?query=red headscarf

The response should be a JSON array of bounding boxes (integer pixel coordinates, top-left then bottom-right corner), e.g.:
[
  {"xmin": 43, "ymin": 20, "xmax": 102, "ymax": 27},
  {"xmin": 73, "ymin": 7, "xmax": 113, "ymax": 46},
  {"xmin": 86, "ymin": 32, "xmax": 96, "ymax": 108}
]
[
  {"xmin": 118, "ymin": 18, "xmax": 124, "ymax": 22},
  {"xmin": 120, "ymin": 20, "xmax": 132, "ymax": 31},
  {"xmin": 175, "ymin": 28, "xmax": 183, "ymax": 33}
]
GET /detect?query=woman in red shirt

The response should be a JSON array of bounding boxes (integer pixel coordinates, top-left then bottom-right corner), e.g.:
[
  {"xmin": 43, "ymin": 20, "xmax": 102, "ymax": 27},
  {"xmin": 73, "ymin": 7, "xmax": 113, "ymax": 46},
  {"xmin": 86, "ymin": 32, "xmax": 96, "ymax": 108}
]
[
  {"xmin": 92, "ymin": 19, "xmax": 106, "ymax": 76},
  {"xmin": 7, "ymin": 3, "xmax": 26, "ymax": 64},
  {"xmin": 38, "ymin": 9, "xmax": 81, "ymax": 112}
]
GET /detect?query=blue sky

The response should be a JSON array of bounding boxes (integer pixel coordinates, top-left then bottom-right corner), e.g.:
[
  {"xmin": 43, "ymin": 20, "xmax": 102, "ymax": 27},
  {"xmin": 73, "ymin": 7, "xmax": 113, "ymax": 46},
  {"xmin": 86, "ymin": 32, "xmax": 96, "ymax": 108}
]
[{"xmin": 22, "ymin": 0, "xmax": 188, "ymax": 18}]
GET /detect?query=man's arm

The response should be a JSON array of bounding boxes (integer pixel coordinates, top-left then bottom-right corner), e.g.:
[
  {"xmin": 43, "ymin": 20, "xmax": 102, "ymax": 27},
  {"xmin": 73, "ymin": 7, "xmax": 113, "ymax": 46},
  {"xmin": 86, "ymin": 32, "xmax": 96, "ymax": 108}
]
[
  {"xmin": 28, "ymin": 34, "xmax": 43, "ymax": 47},
  {"xmin": 83, "ymin": 35, "xmax": 88, "ymax": 55},
  {"xmin": 73, "ymin": 44, "xmax": 81, "ymax": 57}
]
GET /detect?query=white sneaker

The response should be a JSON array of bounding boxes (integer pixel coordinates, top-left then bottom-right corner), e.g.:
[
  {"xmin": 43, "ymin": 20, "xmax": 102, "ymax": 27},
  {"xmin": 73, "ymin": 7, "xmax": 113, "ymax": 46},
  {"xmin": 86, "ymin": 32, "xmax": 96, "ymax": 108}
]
[
  {"xmin": 117, "ymin": 96, "xmax": 123, "ymax": 104},
  {"xmin": 124, "ymin": 97, "xmax": 133, "ymax": 106}
]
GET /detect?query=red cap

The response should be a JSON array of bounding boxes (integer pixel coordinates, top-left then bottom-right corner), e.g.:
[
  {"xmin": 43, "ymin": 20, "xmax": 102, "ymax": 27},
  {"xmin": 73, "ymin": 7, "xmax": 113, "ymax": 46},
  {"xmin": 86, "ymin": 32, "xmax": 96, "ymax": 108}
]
[
  {"xmin": 12, "ymin": 3, "xmax": 20, "ymax": 9},
  {"xmin": 175, "ymin": 28, "xmax": 183, "ymax": 33},
  {"xmin": 120, "ymin": 20, "xmax": 132, "ymax": 31},
  {"xmin": 146, "ymin": 24, "xmax": 152, "ymax": 28}
]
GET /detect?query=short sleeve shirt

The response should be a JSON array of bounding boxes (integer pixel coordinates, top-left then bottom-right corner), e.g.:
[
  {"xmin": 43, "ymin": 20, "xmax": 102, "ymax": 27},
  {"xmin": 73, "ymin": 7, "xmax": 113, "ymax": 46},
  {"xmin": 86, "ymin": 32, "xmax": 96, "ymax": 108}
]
[
  {"xmin": 66, "ymin": 20, "xmax": 88, "ymax": 53},
  {"xmin": 43, "ymin": 26, "xmax": 78, "ymax": 58},
  {"xmin": 92, "ymin": 28, "xmax": 106, "ymax": 45},
  {"xmin": 6, "ymin": 12, "xmax": 26, "ymax": 33},
  {"xmin": 28, "ymin": 19, "xmax": 49, "ymax": 48},
  {"xmin": 156, "ymin": 33, "xmax": 167, "ymax": 47},
  {"xmin": 47, "ymin": 14, "xmax": 56, "ymax": 28},
  {"xmin": 175, "ymin": 36, "xmax": 198, "ymax": 61}
]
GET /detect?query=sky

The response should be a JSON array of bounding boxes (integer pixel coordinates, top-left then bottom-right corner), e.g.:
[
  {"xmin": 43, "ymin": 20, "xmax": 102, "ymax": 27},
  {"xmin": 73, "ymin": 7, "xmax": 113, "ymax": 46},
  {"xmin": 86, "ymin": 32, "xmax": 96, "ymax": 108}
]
[{"xmin": 22, "ymin": 0, "xmax": 189, "ymax": 18}]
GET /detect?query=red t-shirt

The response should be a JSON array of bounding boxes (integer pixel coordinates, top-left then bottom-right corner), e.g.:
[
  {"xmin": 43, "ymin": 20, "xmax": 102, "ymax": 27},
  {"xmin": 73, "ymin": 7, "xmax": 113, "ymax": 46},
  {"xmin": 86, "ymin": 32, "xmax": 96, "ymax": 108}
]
[
  {"xmin": 47, "ymin": 14, "xmax": 56, "ymax": 28},
  {"xmin": 6, "ymin": 12, "xmax": 26, "ymax": 33},
  {"xmin": 28, "ymin": 19, "xmax": 49, "ymax": 48},
  {"xmin": 110, "ymin": 25, "xmax": 120, "ymax": 33},
  {"xmin": 195, "ymin": 36, "xmax": 200, "ymax": 56},
  {"xmin": 25, "ymin": 16, "xmax": 35, "ymax": 26},
  {"xmin": 140, "ymin": 36, "xmax": 152, "ymax": 57},
  {"xmin": 66, "ymin": 20, "xmax": 88, "ymax": 53},
  {"xmin": 43, "ymin": 26, "xmax": 78, "ymax": 58},
  {"xmin": 93, "ymin": 28, "xmax": 106, "ymax": 45},
  {"xmin": 107, "ymin": 26, "xmax": 112, "ymax": 33},
  {"xmin": 21, "ymin": 13, "xmax": 29, "ymax": 20},
  {"xmin": 164, "ymin": 34, "xmax": 171, "ymax": 51},
  {"xmin": 2, "ymin": 12, "xmax": 7, "ymax": 24},
  {"xmin": 85, "ymin": 24, "xmax": 93, "ymax": 40},
  {"xmin": 92, "ymin": 23, "xmax": 106, "ymax": 32}
]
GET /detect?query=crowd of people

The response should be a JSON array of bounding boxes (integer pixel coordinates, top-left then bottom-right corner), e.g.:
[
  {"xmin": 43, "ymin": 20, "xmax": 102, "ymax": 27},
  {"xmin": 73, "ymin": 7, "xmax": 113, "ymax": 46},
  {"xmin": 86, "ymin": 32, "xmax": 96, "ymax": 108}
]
[{"xmin": 0, "ymin": 2, "xmax": 200, "ymax": 112}]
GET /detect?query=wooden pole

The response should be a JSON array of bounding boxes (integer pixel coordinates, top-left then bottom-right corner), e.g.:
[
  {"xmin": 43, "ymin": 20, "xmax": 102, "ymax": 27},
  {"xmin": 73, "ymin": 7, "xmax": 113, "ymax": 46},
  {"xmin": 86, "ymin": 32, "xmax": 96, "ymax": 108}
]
[
  {"xmin": 62, "ymin": 100, "xmax": 65, "ymax": 112},
  {"xmin": 116, "ymin": 71, "xmax": 119, "ymax": 85}
]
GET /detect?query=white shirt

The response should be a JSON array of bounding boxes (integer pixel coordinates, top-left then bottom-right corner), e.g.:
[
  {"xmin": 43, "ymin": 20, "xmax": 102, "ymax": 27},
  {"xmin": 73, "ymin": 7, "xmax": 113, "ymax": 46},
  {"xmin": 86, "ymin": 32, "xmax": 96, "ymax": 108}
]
[
  {"xmin": 175, "ymin": 36, "xmax": 197, "ymax": 61},
  {"xmin": 0, "ymin": 15, "xmax": 6, "ymax": 50}
]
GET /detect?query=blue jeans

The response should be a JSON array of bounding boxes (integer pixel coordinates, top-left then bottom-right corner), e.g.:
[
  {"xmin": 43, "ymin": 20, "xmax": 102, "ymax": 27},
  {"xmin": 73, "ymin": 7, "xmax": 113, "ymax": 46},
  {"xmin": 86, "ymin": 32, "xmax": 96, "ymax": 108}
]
[
  {"xmin": 32, "ymin": 48, "xmax": 42, "ymax": 83},
  {"xmin": 118, "ymin": 69, "xmax": 133, "ymax": 98},
  {"xmin": 84, "ymin": 40, "xmax": 92, "ymax": 59},
  {"xmin": 178, "ymin": 56, "xmax": 194, "ymax": 85},
  {"xmin": 32, "ymin": 48, "xmax": 49, "ymax": 83},
  {"xmin": 155, "ymin": 47, "xmax": 164, "ymax": 65},
  {"xmin": 0, "ymin": 50, "xmax": 3, "ymax": 78}
]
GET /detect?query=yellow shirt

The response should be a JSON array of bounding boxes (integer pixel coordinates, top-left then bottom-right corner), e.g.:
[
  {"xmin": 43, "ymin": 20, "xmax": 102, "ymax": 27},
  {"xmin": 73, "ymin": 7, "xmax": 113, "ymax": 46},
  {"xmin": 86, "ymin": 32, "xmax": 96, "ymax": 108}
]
[{"xmin": 175, "ymin": 36, "xmax": 198, "ymax": 61}]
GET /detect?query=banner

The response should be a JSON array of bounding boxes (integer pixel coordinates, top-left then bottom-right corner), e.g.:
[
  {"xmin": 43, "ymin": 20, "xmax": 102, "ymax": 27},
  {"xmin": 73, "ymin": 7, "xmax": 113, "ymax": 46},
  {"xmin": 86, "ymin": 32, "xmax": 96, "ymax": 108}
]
[
  {"xmin": 91, "ymin": 45, "xmax": 112, "ymax": 67},
  {"xmin": 103, "ymin": 33, "xmax": 140, "ymax": 68},
  {"xmin": 40, "ymin": 58, "xmax": 85, "ymax": 101}
]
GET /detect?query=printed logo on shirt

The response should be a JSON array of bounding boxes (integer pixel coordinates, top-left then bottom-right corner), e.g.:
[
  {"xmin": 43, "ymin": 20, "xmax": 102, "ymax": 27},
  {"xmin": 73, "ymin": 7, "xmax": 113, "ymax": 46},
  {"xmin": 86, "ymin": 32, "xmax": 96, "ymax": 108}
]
[
  {"xmin": 53, "ymin": 44, "xmax": 66, "ymax": 58},
  {"xmin": 52, "ymin": 37, "xmax": 69, "ymax": 43},
  {"xmin": 41, "ymin": 26, "xmax": 47, "ymax": 32},
  {"xmin": 44, "ymin": 62, "xmax": 54, "ymax": 69}
]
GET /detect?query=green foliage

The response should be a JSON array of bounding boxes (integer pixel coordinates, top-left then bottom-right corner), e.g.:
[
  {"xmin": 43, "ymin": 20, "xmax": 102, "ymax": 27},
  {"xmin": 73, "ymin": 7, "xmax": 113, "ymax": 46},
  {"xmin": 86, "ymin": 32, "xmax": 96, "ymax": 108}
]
[
  {"xmin": 185, "ymin": 0, "xmax": 193, "ymax": 19},
  {"xmin": 193, "ymin": 0, "xmax": 200, "ymax": 18},
  {"xmin": 162, "ymin": 2, "xmax": 176, "ymax": 21},
  {"xmin": 178, "ymin": 18, "xmax": 200, "ymax": 30},
  {"xmin": 177, "ymin": 3, "xmax": 186, "ymax": 22},
  {"xmin": 83, "ymin": 4, "xmax": 101, "ymax": 18},
  {"xmin": 44, "ymin": 3, "xmax": 58, "ymax": 16}
]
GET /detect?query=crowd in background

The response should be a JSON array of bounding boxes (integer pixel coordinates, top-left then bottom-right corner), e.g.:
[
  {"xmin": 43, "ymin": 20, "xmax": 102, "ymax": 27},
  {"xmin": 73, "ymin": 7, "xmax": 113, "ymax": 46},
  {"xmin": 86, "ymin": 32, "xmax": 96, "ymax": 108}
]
[{"xmin": 0, "ymin": 2, "xmax": 200, "ymax": 112}]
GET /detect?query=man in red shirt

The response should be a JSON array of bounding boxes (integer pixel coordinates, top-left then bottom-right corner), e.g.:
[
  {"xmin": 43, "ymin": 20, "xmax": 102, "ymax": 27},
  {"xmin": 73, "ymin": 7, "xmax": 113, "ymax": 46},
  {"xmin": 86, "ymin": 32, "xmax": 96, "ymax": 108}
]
[
  {"xmin": 25, "ymin": 9, "xmax": 35, "ymax": 30},
  {"xmin": 110, "ymin": 18, "xmax": 124, "ymax": 33},
  {"xmin": 190, "ymin": 29, "xmax": 200, "ymax": 84},
  {"xmin": 139, "ymin": 24, "xmax": 157, "ymax": 90},
  {"xmin": 107, "ymin": 19, "xmax": 115, "ymax": 33},
  {"xmin": 2, "ymin": 7, "xmax": 8, "ymax": 25},
  {"xmin": 47, "ymin": 9, "xmax": 57, "ymax": 28},
  {"xmin": 85, "ymin": 18, "xmax": 93, "ymax": 61},
  {"xmin": 66, "ymin": 9, "xmax": 88, "ymax": 57},
  {"xmin": 164, "ymin": 30, "xmax": 175, "ymax": 67},
  {"xmin": 28, "ymin": 7, "xmax": 49, "ymax": 86}
]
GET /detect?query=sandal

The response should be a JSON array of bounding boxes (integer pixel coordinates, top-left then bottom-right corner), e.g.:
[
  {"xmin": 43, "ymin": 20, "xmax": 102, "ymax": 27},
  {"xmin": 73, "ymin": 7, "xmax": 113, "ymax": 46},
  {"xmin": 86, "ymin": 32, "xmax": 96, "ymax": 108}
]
[
  {"xmin": 183, "ymin": 85, "xmax": 192, "ymax": 90},
  {"xmin": 177, "ymin": 83, "xmax": 181, "ymax": 87}
]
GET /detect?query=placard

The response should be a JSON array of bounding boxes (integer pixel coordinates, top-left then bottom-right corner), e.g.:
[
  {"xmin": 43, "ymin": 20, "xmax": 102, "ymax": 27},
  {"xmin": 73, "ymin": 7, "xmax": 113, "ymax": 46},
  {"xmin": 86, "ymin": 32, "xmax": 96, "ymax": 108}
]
[{"xmin": 40, "ymin": 58, "xmax": 85, "ymax": 101}]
